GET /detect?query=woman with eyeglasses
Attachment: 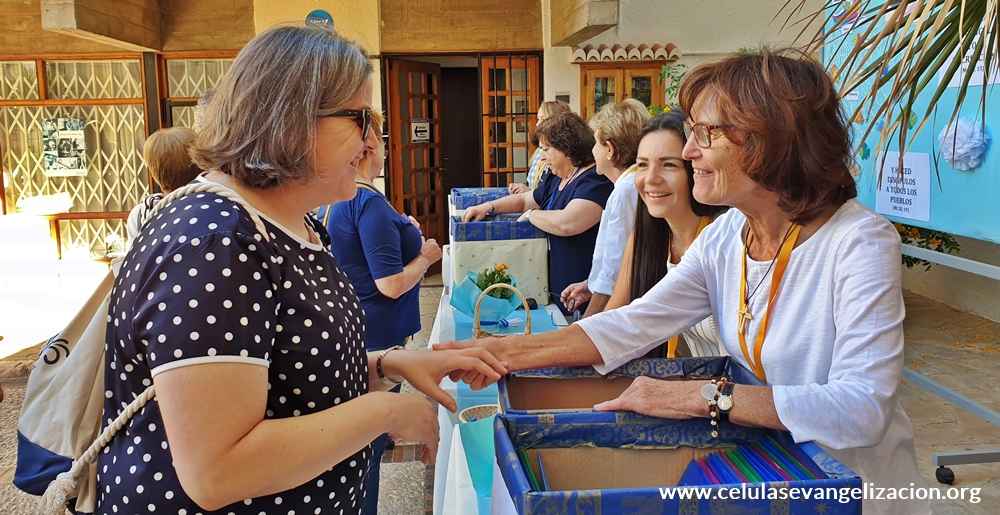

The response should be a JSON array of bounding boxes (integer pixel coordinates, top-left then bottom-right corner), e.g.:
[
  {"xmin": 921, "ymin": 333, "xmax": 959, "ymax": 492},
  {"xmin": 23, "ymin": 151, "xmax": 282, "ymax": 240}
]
[
  {"xmin": 439, "ymin": 48, "xmax": 926, "ymax": 515},
  {"xmin": 316, "ymin": 110, "xmax": 441, "ymax": 515},
  {"xmin": 96, "ymin": 26, "xmax": 504, "ymax": 515}
]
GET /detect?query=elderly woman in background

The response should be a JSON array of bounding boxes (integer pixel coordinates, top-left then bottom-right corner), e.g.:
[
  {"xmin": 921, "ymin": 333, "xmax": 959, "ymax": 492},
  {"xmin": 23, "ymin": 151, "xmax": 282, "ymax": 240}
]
[
  {"xmin": 441, "ymin": 48, "xmax": 926, "ymax": 515},
  {"xmin": 507, "ymin": 100, "xmax": 572, "ymax": 194},
  {"xmin": 125, "ymin": 127, "xmax": 203, "ymax": 245},
  {"xmin": 559, "ymin": 98, "xmax": 649, "ymax": 317},
  {"xmin": 316, "ymin": 110, "xmax": 441, "ymax": 515},
  {"xmin": 98, "ymin": 26, "xmax": 503, "ymax": 515},
  {"xmin": 604, "ymin": 110, "xmax": 728, "ymax": 357},
  {"xmin": 464, "ymin": 112, "xmax": 612, "ymax": 315}
]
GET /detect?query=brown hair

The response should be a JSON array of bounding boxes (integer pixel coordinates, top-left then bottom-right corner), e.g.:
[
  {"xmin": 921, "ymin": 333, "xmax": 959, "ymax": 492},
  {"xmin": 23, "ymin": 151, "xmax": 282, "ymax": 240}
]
[
  {"xmin": 191, "ymin": 25, "xmax": 372, "ymax": 189},
  {"xmin": 589, "ymin": 98, "xmax": 650, "ymax": 169},
  {"xmin": 142, "ymin": 127, "xmax": 200, "ymax": 192},
  {"xmin": 678, "ymin": 47, "xmax": 856, "ymax": 223},
  {"xmin": 534, "ymin": 112, "xmax": 596, "ymax": 167}
]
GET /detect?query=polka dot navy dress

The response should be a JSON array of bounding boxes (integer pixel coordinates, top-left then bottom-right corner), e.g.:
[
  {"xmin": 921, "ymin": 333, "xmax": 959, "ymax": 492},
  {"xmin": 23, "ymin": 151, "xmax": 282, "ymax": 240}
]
[{"xmin": 97, "ymin": 189, "xmax": 371, "ymax": 514}]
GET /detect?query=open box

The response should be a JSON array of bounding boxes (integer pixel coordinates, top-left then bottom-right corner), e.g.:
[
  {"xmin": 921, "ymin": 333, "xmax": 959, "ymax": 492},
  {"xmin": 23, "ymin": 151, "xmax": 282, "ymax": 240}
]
[
  {"xmin": 499, "ymin": 357, "xmax": 761, "ymax": 417},
  {"xmin": 494, "ymin": 414, "xmax": 862, "ymax": 514}
]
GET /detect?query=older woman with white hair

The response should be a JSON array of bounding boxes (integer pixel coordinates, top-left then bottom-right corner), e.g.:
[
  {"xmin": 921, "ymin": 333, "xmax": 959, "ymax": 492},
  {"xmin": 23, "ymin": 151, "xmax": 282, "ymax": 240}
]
[{"xmin": 97, "ymin": 26, "xmax": 504, "ymax": 515}]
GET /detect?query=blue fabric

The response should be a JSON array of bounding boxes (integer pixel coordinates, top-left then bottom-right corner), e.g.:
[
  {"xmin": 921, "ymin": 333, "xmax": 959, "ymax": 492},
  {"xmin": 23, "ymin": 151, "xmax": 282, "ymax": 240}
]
[
  {"xmin": 451, "ymin": 187, "xmax": 509, "ymax": 209},
  {"xmin": 495, "ymin": 415, "xmax": 863, "ymax": 514},
  {"xmin": 13, "ymin": 430, "xmax": 72, "ymax": 496},
  {"xmin": 449, "ymin": 214, "xmax": 546, "ymax": 241},
  {"xmin": 321, "ymin": 188, "xmax": 423, "ymax": 350},
  {"xmin": 449, "ymin": 273, "xmax": 522, "ymax": 323},
  {"xmin": 531, "ymin": 166, "xmax": 612, "ymax": 314}
]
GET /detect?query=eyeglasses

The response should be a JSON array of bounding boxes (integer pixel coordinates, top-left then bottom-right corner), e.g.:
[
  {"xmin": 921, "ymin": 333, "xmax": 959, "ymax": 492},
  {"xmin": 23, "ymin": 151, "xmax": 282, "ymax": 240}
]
[
  {"xmin": 318, "ymin": 108, "xmax": 372, "ymax": 139},
  {"xmin": 683, "ymin": 121, "xmax": 734, "ymax": 149}
]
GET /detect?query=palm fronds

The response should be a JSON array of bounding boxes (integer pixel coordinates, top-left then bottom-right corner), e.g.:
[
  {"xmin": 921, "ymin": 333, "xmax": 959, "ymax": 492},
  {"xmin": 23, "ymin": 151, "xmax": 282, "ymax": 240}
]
[{"xmin": 777, "ymin": 0, "xmax": 999, "ymax": 182}]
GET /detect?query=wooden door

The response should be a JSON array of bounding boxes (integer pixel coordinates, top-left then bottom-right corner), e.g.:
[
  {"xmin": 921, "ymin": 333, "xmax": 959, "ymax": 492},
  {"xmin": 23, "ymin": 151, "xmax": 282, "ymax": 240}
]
[
  {"xmin": 582, "ymin": 68, "xmax": 621, "ymax": 120},
  {"xmin": 480, "ymin": 55, "xmax": 541, "ymax": 187},
  {"xmin": 624, "ymin": 66, "xmax": 663, "ymax": 108},
  {"xmin": 388, "ymin": 59, "xmax": 446, "ymax": 250}
]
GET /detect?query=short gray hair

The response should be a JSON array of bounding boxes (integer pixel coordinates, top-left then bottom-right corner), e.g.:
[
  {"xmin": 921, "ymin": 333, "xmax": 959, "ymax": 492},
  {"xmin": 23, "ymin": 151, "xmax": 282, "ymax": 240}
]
[{"xmin": 191, "ymin": 26, "xmax": 372, "ymax": 188}]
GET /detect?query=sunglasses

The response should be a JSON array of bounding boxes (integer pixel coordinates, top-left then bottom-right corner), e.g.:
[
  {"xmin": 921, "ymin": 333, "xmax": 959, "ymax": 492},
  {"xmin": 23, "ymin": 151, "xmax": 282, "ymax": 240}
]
[
  {"xmin": 318, "ymin": 108, "xmax": 372, "ymax": 139},
  {"xmin": 683, "ymin": 122, "xmax": 734, "ymax": 149}
]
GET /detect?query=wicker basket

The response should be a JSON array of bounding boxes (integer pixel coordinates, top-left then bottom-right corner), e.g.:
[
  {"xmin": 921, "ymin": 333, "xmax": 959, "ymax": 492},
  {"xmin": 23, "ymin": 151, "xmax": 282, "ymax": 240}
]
[
  {"xmin": 473, "ymin": 283, "xmax": 533, "ymax": 338},
  {"xmin": 458, "ymin": 403, "xmax": 500, "ymax": 423}
]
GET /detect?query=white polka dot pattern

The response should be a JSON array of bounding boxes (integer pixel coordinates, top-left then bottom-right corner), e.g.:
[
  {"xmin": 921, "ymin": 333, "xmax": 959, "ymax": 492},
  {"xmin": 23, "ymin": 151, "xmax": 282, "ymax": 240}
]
[{"xmin": 97, "ymin": 193, "xmax": 371, "ymax": 514}]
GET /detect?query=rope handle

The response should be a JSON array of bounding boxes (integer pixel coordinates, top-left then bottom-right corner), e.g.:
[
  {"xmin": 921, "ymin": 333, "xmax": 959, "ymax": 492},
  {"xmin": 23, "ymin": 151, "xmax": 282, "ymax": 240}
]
[
  {"xmin": 128, "ymin": 180, "xmax": 272, "ymax": 243},
  {"xmin": 473, "ymin": 283, "xmax": 533, "ymax": 338}
]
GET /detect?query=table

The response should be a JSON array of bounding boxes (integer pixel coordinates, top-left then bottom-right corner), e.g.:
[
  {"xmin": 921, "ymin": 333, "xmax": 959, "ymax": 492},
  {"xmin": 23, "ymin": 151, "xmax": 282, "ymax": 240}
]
[{"xmin": 432, "ymin": 246, "xmax": 566, "ymax": 514}]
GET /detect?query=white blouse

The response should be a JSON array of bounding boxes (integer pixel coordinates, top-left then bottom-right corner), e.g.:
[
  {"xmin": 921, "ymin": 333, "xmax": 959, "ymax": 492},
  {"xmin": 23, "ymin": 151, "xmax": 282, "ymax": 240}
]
[
  {"xmin": 577, "ymin": 199, "xmax": 928, "ymax": 515},
  {"xmin": 586, "ymin": 172, "xmax": 638, "ymax": 295},
  {"xmin": 666, "ymin": 259, "xmax": 724, "ymax": 358}
]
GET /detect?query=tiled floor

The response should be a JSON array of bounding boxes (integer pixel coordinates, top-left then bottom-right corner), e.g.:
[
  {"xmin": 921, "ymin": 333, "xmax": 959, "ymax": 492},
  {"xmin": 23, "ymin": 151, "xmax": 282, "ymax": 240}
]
[{"xmin": 1, "ymin": 271, "xmax": 997, "ymax": 514}]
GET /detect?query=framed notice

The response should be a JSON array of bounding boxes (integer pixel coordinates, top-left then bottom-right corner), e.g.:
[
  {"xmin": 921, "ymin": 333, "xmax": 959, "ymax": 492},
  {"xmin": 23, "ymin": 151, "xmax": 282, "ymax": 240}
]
[
  {"xmin": 875, "ymin": 152, "xmax": 931, "ymax": 222},
  {"xmin": 42, "ymin": 118, "xmax": 88, "ymax": 177}
]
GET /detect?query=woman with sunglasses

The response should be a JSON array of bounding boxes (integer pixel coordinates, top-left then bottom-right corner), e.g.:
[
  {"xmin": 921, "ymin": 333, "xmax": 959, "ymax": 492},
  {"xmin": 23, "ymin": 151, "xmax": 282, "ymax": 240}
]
[
  {"xmin": 96, "ymin": 26, "xmax": 504, "ymax": 515},
  {"xmin": 316, "ymin": 110, "xmax": 441, "ymax": 515},
  {"xmin": 438, "ymin": 48, "xmax": 925, "ymax": 515}
]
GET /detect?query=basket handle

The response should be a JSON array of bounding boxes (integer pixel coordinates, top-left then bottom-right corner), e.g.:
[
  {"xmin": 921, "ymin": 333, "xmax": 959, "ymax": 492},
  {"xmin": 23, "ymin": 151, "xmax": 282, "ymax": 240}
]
[{"xmin": 473, "ymin": 283, "xmax": 532, "ymax": 336}]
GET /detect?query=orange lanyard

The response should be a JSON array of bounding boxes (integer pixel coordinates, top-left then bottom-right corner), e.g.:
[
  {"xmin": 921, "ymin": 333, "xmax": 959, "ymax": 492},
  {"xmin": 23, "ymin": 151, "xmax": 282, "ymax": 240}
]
[
  {"xmin": 736, "ymin": 223, "xmax": 801, "ymax": 382},
  {"xmin": 665, "ymin": 216, "xmax": 713, "ymax": 358}
]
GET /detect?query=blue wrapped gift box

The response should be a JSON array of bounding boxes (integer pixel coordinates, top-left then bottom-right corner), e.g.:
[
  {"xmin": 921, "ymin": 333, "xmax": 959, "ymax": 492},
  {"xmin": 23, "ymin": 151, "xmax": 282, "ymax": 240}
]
[
  {"xmin": 451, "ymin": 187, "xmax": 509, "ymax": 209},
  {"xmin": 494, "ymin": 413, "xmax": 863, "ymax": 514},
  {"xmin": 499, "ymin": 357, "xmax": 760, "ymax": 418},
  {"xmin": 450, "ymin": 215, "xmax": 546, "ymax": 242}
]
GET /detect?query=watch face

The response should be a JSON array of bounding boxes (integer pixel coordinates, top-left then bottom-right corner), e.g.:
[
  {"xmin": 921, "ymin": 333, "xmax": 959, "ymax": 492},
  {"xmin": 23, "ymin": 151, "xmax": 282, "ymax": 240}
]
[
  {"xmin": 718, "ymin": 395, "xmax": 734, "ymax": 411},
  {"xmin": 700, "ymin": 382, "xmax": 718, "ymax": 401}
]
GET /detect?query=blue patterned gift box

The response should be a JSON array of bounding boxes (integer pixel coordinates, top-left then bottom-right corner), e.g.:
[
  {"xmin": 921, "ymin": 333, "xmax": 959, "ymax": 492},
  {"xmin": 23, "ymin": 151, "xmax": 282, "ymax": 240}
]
[
  {"xmin": 499, "ymin": 357, "xmax": 761, "ymax": 418},
  {"xmin": 450, "ymin": 215, "xmax": 546, "ymax": 242},
  {"xmin": 494, "ymin": 413, "xmax": 863, "ymax": 514},
  {"xmin": 451, "ymin": 187, "xmax": 509, "ymax": 209}
]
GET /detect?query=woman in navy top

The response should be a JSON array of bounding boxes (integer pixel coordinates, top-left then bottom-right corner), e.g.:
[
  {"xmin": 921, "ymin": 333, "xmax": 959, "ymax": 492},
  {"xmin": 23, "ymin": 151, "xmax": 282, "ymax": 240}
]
[
  {"xmin": 464, "ymin": 112, "xmax": 612, "ymax": 315},
  {"xmin": 319, "ymin": 112, "xmax": 441, "ymax": 354},
  {"xmin": 317, "ymin": 112, "xmax": 441, "ymax": 515}
]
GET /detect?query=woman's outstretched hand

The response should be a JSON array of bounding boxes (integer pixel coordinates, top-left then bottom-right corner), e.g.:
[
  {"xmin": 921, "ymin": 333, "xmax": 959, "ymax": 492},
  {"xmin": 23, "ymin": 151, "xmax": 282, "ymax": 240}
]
[
  {"xmin": 593, "ymin": 377, "xmax": 710, "ymax": 419},
  {"xmin": 382, "ymin": 347, "xmax": 507, "ymax": 412}
]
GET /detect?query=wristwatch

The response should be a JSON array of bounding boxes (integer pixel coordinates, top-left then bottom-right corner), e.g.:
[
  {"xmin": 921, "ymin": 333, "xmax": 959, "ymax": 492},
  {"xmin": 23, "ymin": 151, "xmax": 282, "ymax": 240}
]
[{"xmin": 717, "ymin": 381, "xmax": 735, "ymax": 418}]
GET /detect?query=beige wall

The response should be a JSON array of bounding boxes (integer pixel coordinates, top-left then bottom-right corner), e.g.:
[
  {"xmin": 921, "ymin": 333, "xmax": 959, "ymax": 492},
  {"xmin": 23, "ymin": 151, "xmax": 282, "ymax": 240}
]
[
  {"xmin": 379, "ymin": 0, "xmax": 541, "ymax": 54},
  {"xmin": 903, "ymin": 237, "xmax": 1000, "ymax": 323},
  {"xmin": 542, "ymin": 0, "xmax": 823, "ymax": 113},
  {"xmin": 252, "ymin": 0, "xmax": 382, "ymax": 113},
  {"xmin": 161, "ymin": 0, "xmax": 254, "ymax": 51},
  {"xmin": 0, "ymin": 0, "xmax": 253, "ymax": 54}
]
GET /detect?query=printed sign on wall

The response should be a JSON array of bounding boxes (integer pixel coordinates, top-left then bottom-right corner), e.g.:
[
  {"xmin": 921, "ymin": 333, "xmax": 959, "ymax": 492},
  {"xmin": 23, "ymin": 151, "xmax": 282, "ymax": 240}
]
[
  {"xmin": 42, "ymin": 118, "xmax": 88, "ymax": 177},
  {"xmin": 876, "ymin": 151, "xmax": 931, "ymax": 222},
  {"xmin": 410, "ymin": 120, "xmax": 431, "ymax": 143}
]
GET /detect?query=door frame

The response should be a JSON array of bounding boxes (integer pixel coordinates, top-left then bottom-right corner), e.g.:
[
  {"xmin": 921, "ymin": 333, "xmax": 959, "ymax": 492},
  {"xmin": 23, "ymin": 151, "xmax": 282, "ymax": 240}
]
[
  {"xmin": 381, "ymin": 50, "xmax": 544, "ymax": 202},
  {"xmin": 579, "ymin": 61, "xmax": 666, "ymax": 119}
]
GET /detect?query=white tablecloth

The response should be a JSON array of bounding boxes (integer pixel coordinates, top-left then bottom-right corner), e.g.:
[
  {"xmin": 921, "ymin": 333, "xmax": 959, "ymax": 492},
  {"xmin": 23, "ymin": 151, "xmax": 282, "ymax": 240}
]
[{"xmin": 432, "ymin": 248, "xmax": 566, "ymax": 514}]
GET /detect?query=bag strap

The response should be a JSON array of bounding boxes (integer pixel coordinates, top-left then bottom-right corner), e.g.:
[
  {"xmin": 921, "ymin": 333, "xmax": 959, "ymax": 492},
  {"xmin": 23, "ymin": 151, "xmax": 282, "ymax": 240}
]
[
  {"xmin": 39, "ymin": 180, "xmax": 273, "ymax": 513},
  {"xmin": 134, "ymin": 181, "xmax": 272, "ymax": 243}
]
